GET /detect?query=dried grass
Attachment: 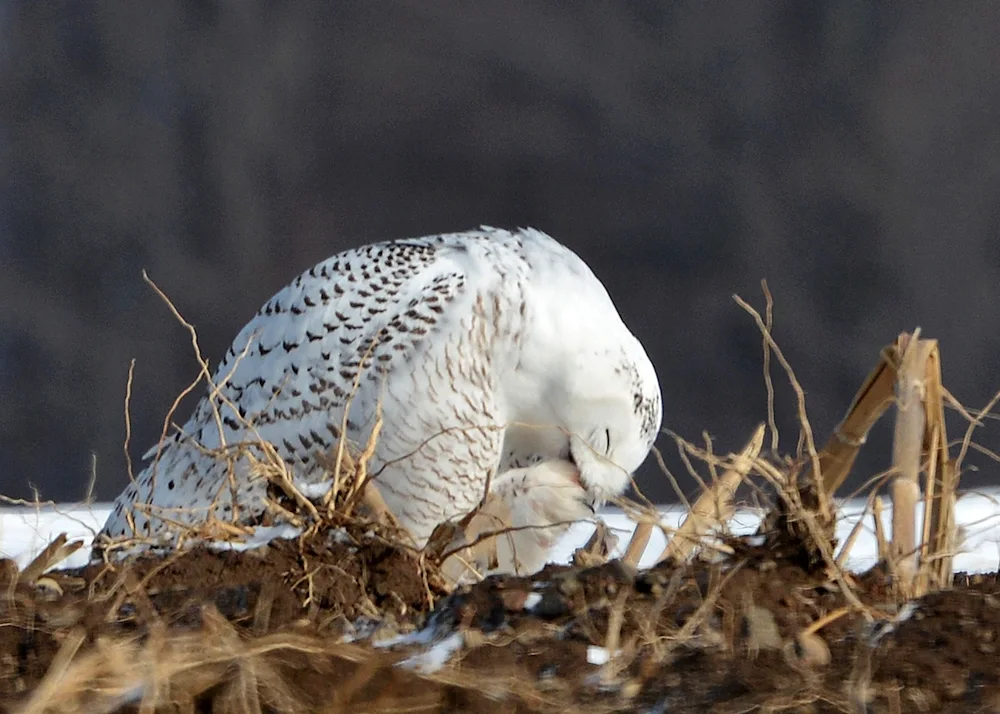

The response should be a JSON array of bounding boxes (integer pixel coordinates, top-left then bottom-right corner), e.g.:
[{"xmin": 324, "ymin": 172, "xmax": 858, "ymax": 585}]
[
  {"xmin": 92, "ymin": 273, "xmax": 416, "ymax": 564},
  {"xmin": 14, "ymin": 608, "xmax": 393, "ymax": 714},
  {"xmin": 659, "ymin": 424, "xmax": 765, "ymax": 563},
  {"xmin": 8, "ymin": 280, "xmax": 994, "ymax": 712}
]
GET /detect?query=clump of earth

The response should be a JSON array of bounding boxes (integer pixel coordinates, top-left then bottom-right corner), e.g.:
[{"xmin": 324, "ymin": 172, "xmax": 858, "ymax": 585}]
[{"xmin": 3, "ymin": 521, "xmax": 1000, "ymax": 713}]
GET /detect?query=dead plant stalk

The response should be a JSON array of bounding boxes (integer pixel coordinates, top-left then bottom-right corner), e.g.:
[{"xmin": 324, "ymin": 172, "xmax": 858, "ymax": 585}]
[
  {"xmin": 888, "ymin": 331, "xmax": 932, "ymax": 591},
  {"xmin": 659, "ymin": 424, "xmax": 765, "ymax": 563}
]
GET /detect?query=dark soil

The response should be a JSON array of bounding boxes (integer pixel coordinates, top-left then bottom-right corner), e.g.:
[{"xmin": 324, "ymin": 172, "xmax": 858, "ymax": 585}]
[{"xmin": 3, "ymin": 529, "xmax": 1000, "ymax": 713}]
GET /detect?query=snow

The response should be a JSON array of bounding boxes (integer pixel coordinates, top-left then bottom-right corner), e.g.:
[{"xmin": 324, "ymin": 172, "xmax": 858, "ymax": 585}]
[
  {"xmin": 2, "ymin": 491, "xmax": 997, "ymax": 676},
  {"xmin": 292, "ymin": 481, "xmax": 332, "ymax": 500},
  {"xmin": 587, "ymin": 646, "xmax": 612, "ymax": 666},
  {"xmin": 397, "ymin": 632, "xmax": 465, "ymax": 673},
  {"xmin": 370, "ymin": 611, "xmax": 466, "ymax": 671},
  {"xmin": 2, "ymin": 489, "xmax": 1000, "ymax": 575},
  {"xmin": 554, "ymin": 487, "xmax": 1000, "ymax": 575},
  {"xmin": 0, "ymin": 504, "xmax": 110, "ymax": 569}
]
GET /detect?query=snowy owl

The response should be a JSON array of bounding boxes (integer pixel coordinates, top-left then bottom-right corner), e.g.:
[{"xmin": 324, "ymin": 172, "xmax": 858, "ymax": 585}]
[{"xmin": 98, "ymin": 227, "xmax": 661, "ymax": 572}]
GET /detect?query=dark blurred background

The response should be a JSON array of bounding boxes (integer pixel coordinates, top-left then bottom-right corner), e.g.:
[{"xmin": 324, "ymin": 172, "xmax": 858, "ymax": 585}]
[{"xmin": 3, "ymin": 2, "xmax": 1000, "ymax": 505}]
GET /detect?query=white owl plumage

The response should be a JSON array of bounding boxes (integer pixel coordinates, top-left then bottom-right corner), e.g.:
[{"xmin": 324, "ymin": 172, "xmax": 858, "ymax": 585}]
[{"xmin": 99, "ymin": 227, "xmax": 661, "ymax": 573}]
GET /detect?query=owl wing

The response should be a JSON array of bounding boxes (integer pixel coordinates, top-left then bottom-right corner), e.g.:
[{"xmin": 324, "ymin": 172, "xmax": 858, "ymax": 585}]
[
  {"xmin": 102, "ymin": 235, "xmax": 483, "ymax": 540},
  {"xmin": 185, "ymin": 236, "xmax": 472, "ymax": 454}
]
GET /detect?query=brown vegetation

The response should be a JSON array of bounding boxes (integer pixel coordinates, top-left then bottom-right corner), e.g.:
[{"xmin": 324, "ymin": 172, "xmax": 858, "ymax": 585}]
[{"xmin": 4, "ymin": 289, "xmax": 1000, "ymax": 712}]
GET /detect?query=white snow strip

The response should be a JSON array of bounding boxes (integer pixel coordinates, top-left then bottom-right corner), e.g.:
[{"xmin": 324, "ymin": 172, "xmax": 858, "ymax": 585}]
[
  {"xmin": 548, "ymin": 488, "xmax": 1000, "ymax": 575},
  {"xmin": 0, "ymin": 504, "xmax": 111, "ymax": 569},
  {"xmin": 2, "ymin": 489, "xmax": 1000, "ymax": 575}
]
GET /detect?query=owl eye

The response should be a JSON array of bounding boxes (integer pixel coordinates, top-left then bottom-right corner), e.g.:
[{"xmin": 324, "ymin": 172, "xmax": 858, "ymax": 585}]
[{"xmin": 604, "ymin": 428, "xmax": 611, "ymax": 455}]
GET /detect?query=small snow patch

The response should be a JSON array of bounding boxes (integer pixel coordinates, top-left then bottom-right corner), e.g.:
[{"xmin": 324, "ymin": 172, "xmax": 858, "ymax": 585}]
[
  {"xmin": 587, "ymin": 646, "xmax": 611, "ymax": 666},
  {"xmin": 398, "ymin": 632, "xmax": 465, "ymax": 673},
  {"xmin": 292, "ymin": 481, "xmax": 332, "ymax": 500}
]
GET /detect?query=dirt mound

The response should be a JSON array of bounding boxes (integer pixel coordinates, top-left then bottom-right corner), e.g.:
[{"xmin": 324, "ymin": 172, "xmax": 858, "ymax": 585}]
[
  {"xmin": 5, "ymin": 328, "xmax": 998, "ymax": 712},
  {"xmin": 4, "ymin": 527, "xmax": 1000, "ymax": 713},
  {"xmin": 0, "ymin": 528, "xmax": 443, "ymax": 708}
]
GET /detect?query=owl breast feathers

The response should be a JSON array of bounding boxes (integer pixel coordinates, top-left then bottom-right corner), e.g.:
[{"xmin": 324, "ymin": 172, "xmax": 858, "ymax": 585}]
[{"xmin": 99, "ymin": 226, "xmax": 662, "ymax": 575}]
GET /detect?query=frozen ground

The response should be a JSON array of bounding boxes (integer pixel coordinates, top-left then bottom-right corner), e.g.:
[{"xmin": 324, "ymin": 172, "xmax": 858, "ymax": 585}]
[{"xmin": 2, "ymin": 489, "xmax": 1000, "ymax": 573}]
